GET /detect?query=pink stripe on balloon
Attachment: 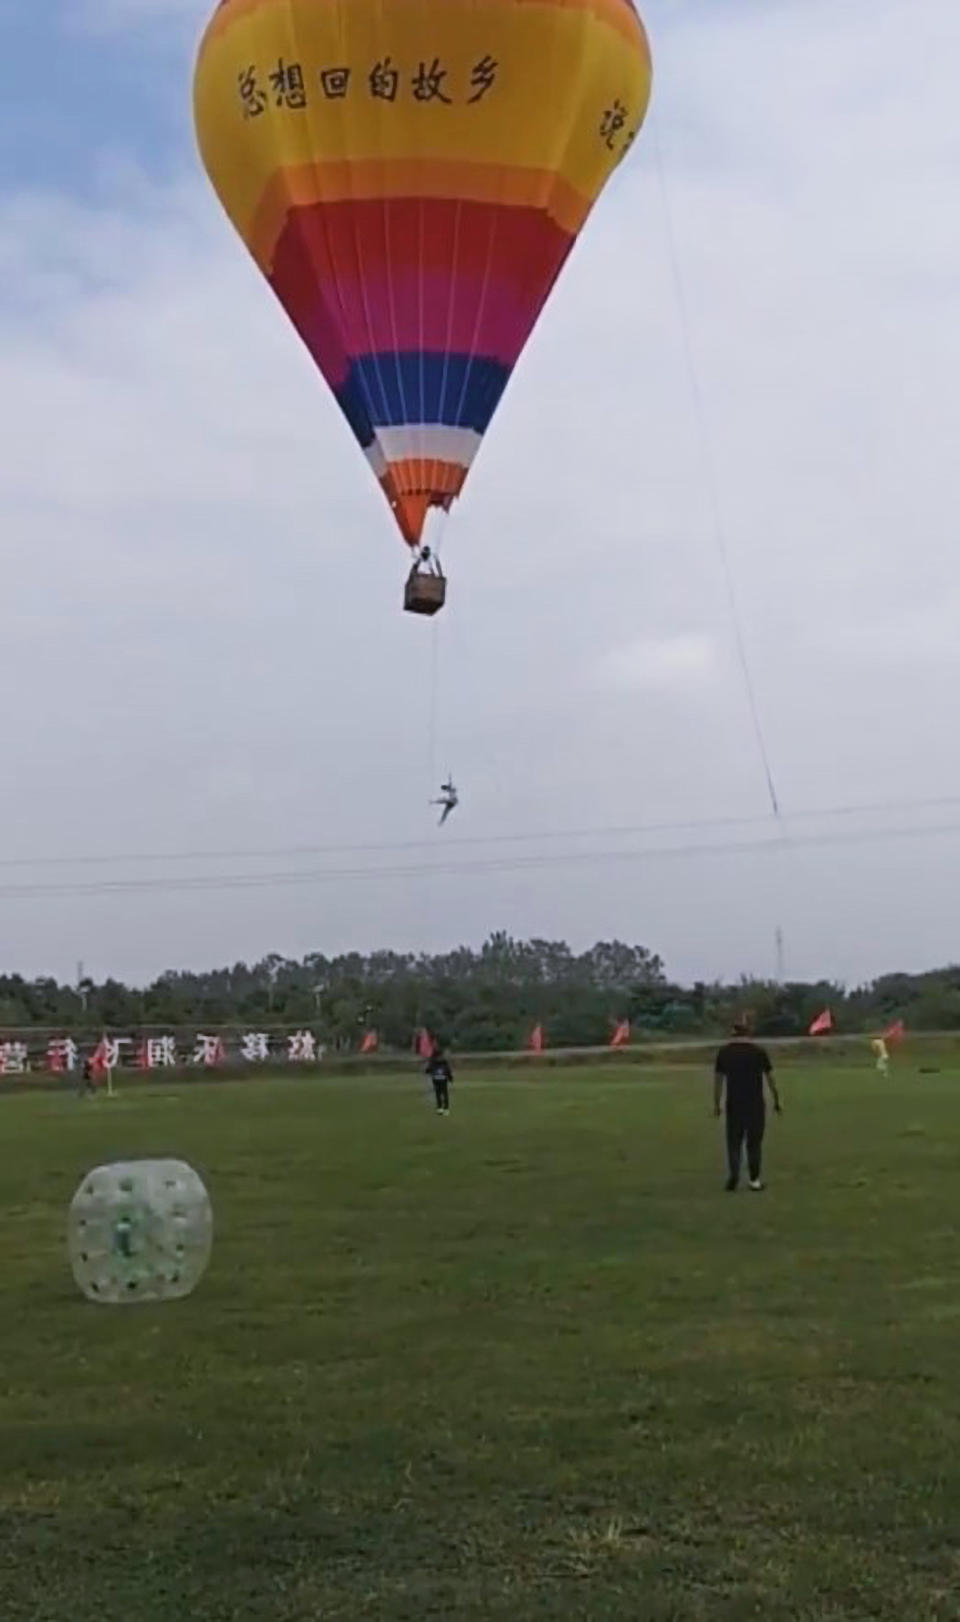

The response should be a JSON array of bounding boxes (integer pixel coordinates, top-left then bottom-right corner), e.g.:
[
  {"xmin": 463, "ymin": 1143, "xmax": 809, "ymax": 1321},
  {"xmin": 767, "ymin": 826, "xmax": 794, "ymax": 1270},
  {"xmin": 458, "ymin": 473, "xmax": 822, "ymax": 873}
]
[{"xmin": 328, "ymin": 270, "xmax": 547, "ymax": 366}]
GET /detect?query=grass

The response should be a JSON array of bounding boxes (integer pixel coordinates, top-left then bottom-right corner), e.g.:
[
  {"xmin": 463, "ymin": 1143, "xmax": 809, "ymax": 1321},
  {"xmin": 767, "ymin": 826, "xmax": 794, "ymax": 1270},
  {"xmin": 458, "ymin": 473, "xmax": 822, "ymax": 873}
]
[{"xmin": 1, "ymin": 1059, "xmax": 960, "ymax": 1619}]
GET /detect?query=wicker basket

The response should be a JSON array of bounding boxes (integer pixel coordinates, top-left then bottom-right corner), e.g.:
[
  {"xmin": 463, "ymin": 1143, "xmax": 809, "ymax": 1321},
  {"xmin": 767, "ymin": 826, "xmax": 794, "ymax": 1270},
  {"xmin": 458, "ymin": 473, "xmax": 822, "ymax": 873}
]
[{"xmin": 403, "ymin": 571, "xmax": 447, "ymax": 616}]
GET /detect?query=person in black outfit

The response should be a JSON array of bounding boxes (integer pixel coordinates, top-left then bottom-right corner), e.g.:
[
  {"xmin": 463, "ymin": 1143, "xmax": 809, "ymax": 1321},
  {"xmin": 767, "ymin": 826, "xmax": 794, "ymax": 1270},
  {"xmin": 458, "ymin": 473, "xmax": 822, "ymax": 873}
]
[
  {"xmin": 714, "ymin": 1020, "xmax": 781, "ymax": 1190},
  {"xmin": 426, "ymin": 1047, "xmax": 453, "ymax": 1114}
]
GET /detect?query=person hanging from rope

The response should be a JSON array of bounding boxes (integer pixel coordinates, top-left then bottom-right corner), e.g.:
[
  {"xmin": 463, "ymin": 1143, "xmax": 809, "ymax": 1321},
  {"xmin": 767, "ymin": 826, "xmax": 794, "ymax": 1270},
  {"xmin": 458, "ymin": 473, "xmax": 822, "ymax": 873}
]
[{"xmin": 432, "ymin": 778, "xmax": 458, "ymax": 826}]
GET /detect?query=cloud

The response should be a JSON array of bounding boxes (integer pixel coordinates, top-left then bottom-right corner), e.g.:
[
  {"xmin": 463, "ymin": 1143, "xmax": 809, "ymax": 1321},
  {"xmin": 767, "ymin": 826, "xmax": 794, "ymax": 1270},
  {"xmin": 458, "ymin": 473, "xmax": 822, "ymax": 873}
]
[
  {"xmin": 594, "ymin": 634, "xmax": 717, "ymax": 691},
  {"xmin": 64, "ymin": 0, "xmax": 202, "ymax": 31},
  {"xmin": 2, "ymin": 0, "xmax": 960, "ymax": 986}
]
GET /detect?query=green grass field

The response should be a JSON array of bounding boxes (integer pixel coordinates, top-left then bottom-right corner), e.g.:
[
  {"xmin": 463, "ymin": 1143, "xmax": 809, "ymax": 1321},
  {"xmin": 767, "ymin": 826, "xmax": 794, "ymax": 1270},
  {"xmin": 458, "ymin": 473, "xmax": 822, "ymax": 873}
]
[{"xmin": 2, "ymin": 1061, "xmax": 960, "ymax": 1620}]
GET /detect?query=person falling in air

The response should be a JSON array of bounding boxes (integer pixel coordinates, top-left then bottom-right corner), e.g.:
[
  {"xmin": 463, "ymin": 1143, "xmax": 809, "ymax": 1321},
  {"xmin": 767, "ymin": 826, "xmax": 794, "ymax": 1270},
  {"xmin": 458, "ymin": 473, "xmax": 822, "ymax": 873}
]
[{"xmin": 433, "ymin": 779, "xmax": 458, "ymax": 826}]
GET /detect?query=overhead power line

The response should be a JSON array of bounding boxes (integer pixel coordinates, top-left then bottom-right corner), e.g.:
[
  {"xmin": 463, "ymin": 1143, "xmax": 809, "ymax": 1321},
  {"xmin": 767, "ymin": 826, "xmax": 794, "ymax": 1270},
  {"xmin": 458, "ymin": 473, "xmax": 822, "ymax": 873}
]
[
  {"xmin": 2, "ymin": 791, "xmax": 960, "ymax": 875},
  {"xmin": 0, "ymin": 814, "xmax": 957, "ymax": 903}
]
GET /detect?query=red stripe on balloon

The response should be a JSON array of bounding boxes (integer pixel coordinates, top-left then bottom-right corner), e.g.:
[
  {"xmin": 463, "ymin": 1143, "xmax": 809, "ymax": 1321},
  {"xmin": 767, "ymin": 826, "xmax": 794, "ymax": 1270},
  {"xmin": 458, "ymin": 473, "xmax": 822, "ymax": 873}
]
[{"xmin": 269, "ymin": 198, "xmax": 573, "ymax": 375}]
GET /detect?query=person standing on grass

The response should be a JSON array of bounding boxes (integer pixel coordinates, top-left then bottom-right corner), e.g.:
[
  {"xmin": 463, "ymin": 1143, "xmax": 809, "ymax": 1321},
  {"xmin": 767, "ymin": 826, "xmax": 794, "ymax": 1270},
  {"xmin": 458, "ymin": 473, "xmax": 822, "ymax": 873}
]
[
  {"xmin": 714, "ymin": 1019, "xmax": 781, "ymax": 1191},
  {"xmin": 425, "ymin": 1045, "xmax": 453, "ymax": 1115}
]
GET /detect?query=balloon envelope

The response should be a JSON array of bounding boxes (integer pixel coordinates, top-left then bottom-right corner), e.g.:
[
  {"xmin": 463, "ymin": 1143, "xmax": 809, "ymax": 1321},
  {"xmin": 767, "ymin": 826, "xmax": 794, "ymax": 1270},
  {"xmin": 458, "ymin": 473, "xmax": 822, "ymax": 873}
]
[{"xmin": 194, "ymin": 0, "xmax": 652, "ymax": 546}]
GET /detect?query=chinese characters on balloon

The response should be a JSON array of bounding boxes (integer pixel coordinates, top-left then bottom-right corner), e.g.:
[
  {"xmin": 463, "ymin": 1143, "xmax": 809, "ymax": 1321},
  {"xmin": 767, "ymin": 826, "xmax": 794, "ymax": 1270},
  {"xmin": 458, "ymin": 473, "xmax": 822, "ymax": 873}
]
[{"xmin": 238, "ymin": 55, "xmax": 501, "ymax": 118}]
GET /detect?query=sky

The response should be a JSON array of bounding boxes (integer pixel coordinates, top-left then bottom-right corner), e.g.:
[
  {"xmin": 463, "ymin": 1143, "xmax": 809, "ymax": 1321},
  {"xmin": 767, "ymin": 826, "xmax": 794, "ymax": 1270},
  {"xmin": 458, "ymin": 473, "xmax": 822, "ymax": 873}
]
[{"xmin": 2, "ymin": 0, "xmax": 960, "ymax": 989}]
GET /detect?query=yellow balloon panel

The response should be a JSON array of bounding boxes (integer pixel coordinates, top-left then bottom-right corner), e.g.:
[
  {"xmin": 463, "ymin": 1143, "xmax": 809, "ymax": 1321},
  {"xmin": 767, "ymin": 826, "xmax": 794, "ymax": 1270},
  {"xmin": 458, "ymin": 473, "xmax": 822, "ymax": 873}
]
[{"xmin": 195, "ymin": 0, "xmax": 651, "ymax": 250}]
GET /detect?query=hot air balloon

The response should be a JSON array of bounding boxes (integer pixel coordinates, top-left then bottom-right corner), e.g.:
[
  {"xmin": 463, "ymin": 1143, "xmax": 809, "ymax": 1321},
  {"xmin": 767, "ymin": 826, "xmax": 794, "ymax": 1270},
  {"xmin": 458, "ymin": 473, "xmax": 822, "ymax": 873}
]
[{"xmin": 193, "ymin": 0, "xmax": 652, "ymax": 612}]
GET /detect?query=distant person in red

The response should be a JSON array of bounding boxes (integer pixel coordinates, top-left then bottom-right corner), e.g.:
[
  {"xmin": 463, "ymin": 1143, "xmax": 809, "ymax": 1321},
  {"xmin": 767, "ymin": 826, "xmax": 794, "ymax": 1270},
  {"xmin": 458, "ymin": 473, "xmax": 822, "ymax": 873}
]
[{"xmin": 714, "ymin": 1019, "xmax": 781, "ymax": 1191}]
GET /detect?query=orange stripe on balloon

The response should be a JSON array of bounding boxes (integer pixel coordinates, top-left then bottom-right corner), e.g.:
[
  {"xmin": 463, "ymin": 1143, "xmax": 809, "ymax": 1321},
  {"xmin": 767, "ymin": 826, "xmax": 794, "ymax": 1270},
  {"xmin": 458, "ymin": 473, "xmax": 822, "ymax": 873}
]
[
  {"xmin": 379, "ymin": 462, "xmax": 466, "ymax": 543},
  {"xmin": 391, "ymin": 492, "xmax": 431, "ymax": 546},
  {"xmin": 248, "ymin": 160, "xmax": 589, "ymax": 269},
  {"xmin": 385, "ymin": 459, "xmax": 466, "ymax": 496},
  {"xmin": 203, "ymin": 0, "xmax": 645, "ymax": 48}
]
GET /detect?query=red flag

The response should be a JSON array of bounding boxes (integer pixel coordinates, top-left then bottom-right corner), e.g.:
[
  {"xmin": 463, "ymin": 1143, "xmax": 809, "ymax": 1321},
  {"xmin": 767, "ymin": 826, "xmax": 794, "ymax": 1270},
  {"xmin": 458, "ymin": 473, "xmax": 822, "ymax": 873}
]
[
  {"xmin": 90, "ymin": 1039, "xmax": 109, "ymax": 1079},
  {"xmin": 809, "ymin": 1009, "xmax": 833, "ymax": 1037},
  {"xmin": 528, "ymin": 1023, "xmax": 544, "ymax": 1054},
  {"xmin": 360, "ymin": 1029, "xmax": 379, "ymax": 1055},
  {"xmin": 610, "ymin": 1019, "xmax": 631, "ymax": 1049},
  {"xmin": 416, "ymin": 1028, "xmax": 435, "ymax": 1059},
  {"xmin": 883, "ymin": 1019, "xmax": 905, "ymax": 1045}
]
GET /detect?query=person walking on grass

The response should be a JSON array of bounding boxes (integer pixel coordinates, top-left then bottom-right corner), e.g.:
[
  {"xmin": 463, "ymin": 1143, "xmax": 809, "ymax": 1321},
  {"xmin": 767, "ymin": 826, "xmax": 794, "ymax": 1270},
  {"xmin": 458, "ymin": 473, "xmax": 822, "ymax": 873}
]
[
  {"xmin": 714, "ymin": 1019, "xmax": 781, "ymax": 1191},
  {"xmin": 426, "ymin": 1045, "xmax": 453, "ymax": 1115}
]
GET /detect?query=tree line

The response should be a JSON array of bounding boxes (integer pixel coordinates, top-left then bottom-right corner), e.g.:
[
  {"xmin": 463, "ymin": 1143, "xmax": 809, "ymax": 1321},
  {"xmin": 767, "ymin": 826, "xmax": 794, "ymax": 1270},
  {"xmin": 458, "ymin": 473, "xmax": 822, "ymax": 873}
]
[{"xmin": 0, "ymin": 933, "xmax": 950, "ymax": 1049}]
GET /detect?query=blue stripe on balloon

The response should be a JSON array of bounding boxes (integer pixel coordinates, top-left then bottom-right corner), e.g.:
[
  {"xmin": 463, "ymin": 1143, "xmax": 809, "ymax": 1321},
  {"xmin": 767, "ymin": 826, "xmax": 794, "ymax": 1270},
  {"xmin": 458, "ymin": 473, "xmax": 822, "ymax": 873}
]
[
  {"xmin": 337, "ymin": 352, "xmax": 511, "ymax": 433},
  {"xmin": 333, "ymin": 375, "xmax": 376, "ymax": 450}
]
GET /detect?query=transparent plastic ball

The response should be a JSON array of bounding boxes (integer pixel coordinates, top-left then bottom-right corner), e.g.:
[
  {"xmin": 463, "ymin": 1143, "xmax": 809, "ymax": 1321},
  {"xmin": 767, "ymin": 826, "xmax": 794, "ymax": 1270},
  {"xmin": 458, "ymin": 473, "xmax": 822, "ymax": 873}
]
[{"xmin": 67, "ymin": 1159, "xmax": 213, "ymax": 1304}]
